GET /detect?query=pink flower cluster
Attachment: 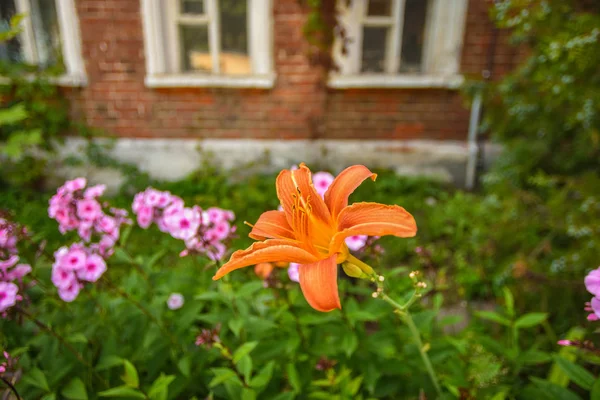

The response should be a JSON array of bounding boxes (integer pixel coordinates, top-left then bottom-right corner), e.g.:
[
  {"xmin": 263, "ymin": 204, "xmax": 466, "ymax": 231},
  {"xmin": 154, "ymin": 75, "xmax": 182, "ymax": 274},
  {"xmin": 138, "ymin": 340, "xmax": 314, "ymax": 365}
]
[
  {"xmin": 52, "ymin": 243, "xmax": 107, "ymax": 302},
  {"xmin": 0, "ymin": 218, "xmax": 31, "ymax": 314},
  {"xmin": 48, "ymin": 178, "xmax": 131, "ymax": 257},
  {"xmin": 133, "ymin": 187, "xmax": 236, "ymax": 261},
  {"xmin": 584, "ymin": 267, "xmax": 600, "ymax": 321},
  {"xmin": 132, "ymin": 188, "xmax": 184, "ymax": 231}
]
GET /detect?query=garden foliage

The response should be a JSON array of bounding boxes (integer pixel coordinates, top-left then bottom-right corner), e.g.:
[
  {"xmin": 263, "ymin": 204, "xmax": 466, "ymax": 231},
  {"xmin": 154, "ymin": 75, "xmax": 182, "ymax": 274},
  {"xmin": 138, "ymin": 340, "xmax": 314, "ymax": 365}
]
[{"xmin": 1, "ymin": 1, "xmax": 600, "ymax": 399}]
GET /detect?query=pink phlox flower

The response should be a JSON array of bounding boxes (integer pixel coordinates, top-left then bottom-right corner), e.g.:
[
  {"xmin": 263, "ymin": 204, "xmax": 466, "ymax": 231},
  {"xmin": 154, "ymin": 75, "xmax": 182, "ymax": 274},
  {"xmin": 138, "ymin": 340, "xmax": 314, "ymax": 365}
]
[
  {"xmin": 585, "ymin": 267, "xmax": 600, "ymax": 297},
  {"xmin": 0, "ymin": 282, "xmax": 19, "ymax": 312},
  {"xmin": 167, "ymin": 293, "xmax": 184, "ymax": 310},
  {"xmin": 207, "ymin": 221, "xmax": 231, "ymax": 241},
  {"xmin": 206, "ymin": 242, "xmax": 226, "ymax": 261},
  {"xmin": 136, "ymin": 206, "xmax": 153, "ymax": 229},
  {"xmin": 64, "ymin": 177, "xmax": 87, "ymax": 192},
  {"xmin": 58, "ymin": 280, "xmax": 81, "ymax": 302},
  {"xmin": 165, "ymin": 207, "xmax": 201, "ymax": 241},
  {"xmin": 84, "ymin": 184, "xmax": 106, "ymax": 198},
  {"xmin": 0, "ymin": 255, "xmax": 19, "ymax": 270},
  {"xmin": 288, "ymin": 263, "xmax": 300, "ymax": 283},
  {"xmin": 590, "ymin": 296, "xmax": 600, "ymax": 319},
  {"xmin": 205, "ymin": 207, "xmax": 235, "ymax": 224},
  {"xmin": 63, "ymin": 248, "xmax": 87, "ymax": 271},
  {"xmin": 557, "ymin": 340, "xmax": 573, "ymax": 346},
  {"xmin": 77, "ymin": 198, "xmax": 102, "ymax": 221},
  {"xmin": 52, "ymin": 265, "xmax": 77, "ymax": 290},
  {"xmin": 77, "ymin": 254, "xmax": 107, "ymax": 282},
  {"xmin": 345, "ymin": 235, "xmax": 368, "ymax": 252},
  {"xmin": 6, "ymin": 264, "xmax": 32, "ymax": 281},
  {"xmin": 312, "ymin": 171, "xmax": 335, "ymax": 198},
  {"xmin": 97, "ymin": 215, "xmax": 116, "ymax": 234}
]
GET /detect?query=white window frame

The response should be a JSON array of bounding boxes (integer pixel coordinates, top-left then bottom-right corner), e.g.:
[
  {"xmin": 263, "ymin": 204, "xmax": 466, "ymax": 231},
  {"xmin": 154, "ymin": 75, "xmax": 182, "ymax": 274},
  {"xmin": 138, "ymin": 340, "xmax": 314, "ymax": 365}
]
[
  {"xmin": 5, "ymin": 0, "xmax": 87, "ymax": 86},
  {"xmin": 141, "ymin": 0, "xmax": 274, "ymax": 89},
  {"xmin": 329, "ymin": 0, "xmax": 468, "ymax": 89}
]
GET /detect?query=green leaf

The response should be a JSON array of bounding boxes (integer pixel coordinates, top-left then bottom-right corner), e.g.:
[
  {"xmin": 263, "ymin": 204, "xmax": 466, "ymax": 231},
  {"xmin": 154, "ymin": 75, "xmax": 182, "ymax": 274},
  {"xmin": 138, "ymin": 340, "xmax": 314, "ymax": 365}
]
[
  {"xmin": 1, "ymin": 129, "xmax": 42, "ymax": 159},
  {"xmin": 61, "ymin": 377, "xmax": 88, "ymax": 400},
  {"xmin": 67, "ymin": 333, "xmax": 88, "ymax": 344},
  {"xmin": 95, "ymin": 355, "xmax": 124, "ymax": 371},
  {"xmin": 147, "ymin": 374, "xmax": 175, "ymax": 400},
  {"xmin": 145, "ymin": 249, "xmax": 166, "ymax": 268},
  {"xmin": 98, "ymin": 386, "xmax": 147, "ymax": 399},
  {"xmin": 514, "ymin": 313, "xmax": 548, "ymax": 329},
  {"xmin": 229, "ymin": 318, "xmax": 244, "ymax": 338},
  {"xmin": 591, "ymin": 378, "xmax": 600, "ymax": 400},
  {"xmin": 474, "ymin": 311, "xmax": 512, "ymax": 326},
  {"xmin": 209, "ymin": 367, "xmax": 241, "ymax": 388},
  {"xmin": 346, "ymin": 376, "xmax": 363, "ymax": 396},
  {"xmin": 553, "ymin": 356, "xmax": 595, "ymax": 390},
  {"xmin": 340, "ymin": 331, "xmax": 358, "ymax": 358},
  {"xmin": 177, "ymin": 356, "xmax": 191, "ymax": 378},
  {"xmin": 233, "ymin": 341, "xmax": 259, "ymax": 364},
  {"xmin": 519, "ymin": 350, "xmax": 552, "ymax": 365},
  {"xmin": 250, "ymin": 361, "xmax": 275, "ymax": 390},
  {"xmin": 22, "ymin": 368, "xmax": 50, "ymax": 392},
  {"xmin": 241, "ymin": 388, "xmax": 258, "ymax": 400},
  {"xmin": 236, "ymin": 355, "xmax": 253, "ymax": 384},
  {"xmin": 0, "ymin": 103, "xmax": 27, "ymax": 125},
  {"xmin": 235, "ymin": 281, "xmax": 264, "ymax": 298},
  {"xmin": 286, "ymin": 363, "xmax": 301, "ymax": 393},
  {"xmin": 113, "ymin": 248, "xmax": 135, "ymax": 264},
  {"xmin": 530, "ymin": 377, "xmax": 583, "ymax": 400},
  {"xmin": 503, "ymin": 287, "xmax": 515, "ymax": 317},
  {"xmin": 122, "ymin": 360, "xmax": 140, "ymax": 388}
]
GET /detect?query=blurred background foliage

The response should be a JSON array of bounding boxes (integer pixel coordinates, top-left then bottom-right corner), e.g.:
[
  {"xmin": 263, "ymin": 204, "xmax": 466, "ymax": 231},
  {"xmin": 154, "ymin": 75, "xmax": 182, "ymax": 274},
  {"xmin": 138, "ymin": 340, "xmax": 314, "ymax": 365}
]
[{"xmin": 1, "ymin": 0, "xmax": 600, "ymax": 399}]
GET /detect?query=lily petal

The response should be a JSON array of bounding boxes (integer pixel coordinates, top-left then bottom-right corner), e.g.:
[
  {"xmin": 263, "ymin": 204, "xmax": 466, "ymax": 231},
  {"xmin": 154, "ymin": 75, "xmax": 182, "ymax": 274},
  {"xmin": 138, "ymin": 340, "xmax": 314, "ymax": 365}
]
[
  {"xmin": 213, "ymin": 239, "xmax": 319, "ymax": 280},
  {"xmin": 291, "ymin": 163, "xmax": 332, "ymax": 224},
  {"xmin": 299, "ymin": 254, "xmax": 341, "ymax": 312},
  {"xmin": 324, "ymin": 165, "xmax": 377, "ymax": 219},
  {"xmin": 249, "ymin": 210, "xmax": 295, "ymax": 240},
  {"xmin": 276, "ymin": 169, "xmax": 297, "ymax": 226},
  {"xmin": 330, "ymin": 202, "xmax": 417, "ymax": 252}
]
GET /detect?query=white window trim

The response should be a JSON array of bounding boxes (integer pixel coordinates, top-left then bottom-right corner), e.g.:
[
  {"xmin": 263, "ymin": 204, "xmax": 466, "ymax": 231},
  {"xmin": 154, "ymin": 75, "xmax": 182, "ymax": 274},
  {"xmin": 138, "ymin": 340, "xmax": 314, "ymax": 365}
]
[
  {"xmin": 329, "ymin": 0, "xmax": 468, "ymax": 89},
  {"xmin": 141, "ymin": 0, "xmax": 275, "ymax": 89},
  {"xmin": 8, "ymin": 0, "xmax": 87, "ymax": 86}
]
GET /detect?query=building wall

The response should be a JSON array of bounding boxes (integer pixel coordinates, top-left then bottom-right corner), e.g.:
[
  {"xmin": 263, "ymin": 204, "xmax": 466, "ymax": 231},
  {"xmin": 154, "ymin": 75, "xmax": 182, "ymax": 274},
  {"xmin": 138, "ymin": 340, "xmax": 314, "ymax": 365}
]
[{"xmin": 63, "ymin": 0, "xmax": 520, "ymax": 141}]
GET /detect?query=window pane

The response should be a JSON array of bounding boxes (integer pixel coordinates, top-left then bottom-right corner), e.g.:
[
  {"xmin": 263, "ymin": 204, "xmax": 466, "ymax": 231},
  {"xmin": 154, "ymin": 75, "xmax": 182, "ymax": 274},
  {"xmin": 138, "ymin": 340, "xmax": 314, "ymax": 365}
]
[
  {"xmin": 367, "ymin": 0, "xmax": 391, "ymax": 17},
  {"xmin": 0, "ymin": 0, "xmax": 23, "ymax": 64},
  {"xmin": 400, "ymin": 0, "xmax": 428, "ymax": 73},
  {"xmin": 181, "ymin": 25, "xmax": 211, "ymax": 72},
  {"xmin": 30, "ymin": 0, "xmax": 62, "ymax": 67},
  {"xmin": 181, "ymin": 0, "xmax": 204, "ymax": 15},
  {"xmin": 219, "ymin": 0, "xmax": 250, "ymax": 75},
  {"xmin": 361, "ymin": 27, "xmax": 388, "ymax": 73}
]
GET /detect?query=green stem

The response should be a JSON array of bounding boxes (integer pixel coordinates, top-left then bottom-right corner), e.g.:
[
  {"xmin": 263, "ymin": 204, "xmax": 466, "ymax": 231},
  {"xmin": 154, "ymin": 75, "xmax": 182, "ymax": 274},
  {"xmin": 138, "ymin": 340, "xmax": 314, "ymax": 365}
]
[
  {"xmin": 402, "ymin": 309, "xmax": 442, "ymax": 397},
  {"xmin": 368, "ymin": 266, "xmax": 442, "ymax": 397}
]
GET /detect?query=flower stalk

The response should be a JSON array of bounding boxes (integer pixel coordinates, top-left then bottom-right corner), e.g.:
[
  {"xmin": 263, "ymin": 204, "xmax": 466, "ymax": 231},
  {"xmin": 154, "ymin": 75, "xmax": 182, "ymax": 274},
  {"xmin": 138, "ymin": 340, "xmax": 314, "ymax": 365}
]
[{"xmin": 370, "ymin": 270, "xmax": 442, "ymax": 397}]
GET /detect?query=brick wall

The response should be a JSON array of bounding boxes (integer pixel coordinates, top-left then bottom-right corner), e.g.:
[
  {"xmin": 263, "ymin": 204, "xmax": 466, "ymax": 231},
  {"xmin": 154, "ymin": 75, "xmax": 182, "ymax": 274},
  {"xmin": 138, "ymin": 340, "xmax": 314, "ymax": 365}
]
[{"xmin": 64, "ymin": 0, "xmax": 521, "ymax": 141}]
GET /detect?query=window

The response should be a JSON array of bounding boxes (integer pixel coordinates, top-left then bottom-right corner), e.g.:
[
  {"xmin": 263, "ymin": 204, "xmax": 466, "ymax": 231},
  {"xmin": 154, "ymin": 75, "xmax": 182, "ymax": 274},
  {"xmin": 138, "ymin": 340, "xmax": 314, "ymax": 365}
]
[
  {"xmin": 0, "ymin": 0, "xmax": 86, "ymax": 86},
  {"xmin": 331, "ymin": 0, "xmax": 468, "ymax": 88},
  {"xmin": 142, "ymin": 0, "xmax": 274, "ymax": 88}
]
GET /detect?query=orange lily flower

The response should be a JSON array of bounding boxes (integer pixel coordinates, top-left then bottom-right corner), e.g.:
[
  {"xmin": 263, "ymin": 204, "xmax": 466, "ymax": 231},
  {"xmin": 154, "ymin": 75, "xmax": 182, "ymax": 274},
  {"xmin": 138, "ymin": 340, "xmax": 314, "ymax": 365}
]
[{"xmin": 213, "ymin": 164, "xmax": 417, "ymax": 312}]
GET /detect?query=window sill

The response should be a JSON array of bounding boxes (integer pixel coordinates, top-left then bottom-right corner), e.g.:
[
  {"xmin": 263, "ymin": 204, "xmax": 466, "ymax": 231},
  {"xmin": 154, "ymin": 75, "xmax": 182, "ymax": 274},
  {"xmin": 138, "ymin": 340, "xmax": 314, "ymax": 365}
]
[
  {"xmin": 327, "ymin": 74, "xmax": 464, "ymax": 89},
  {"xmin": 145, "ymin": 74, "xmax": 276, "ymax": 89},
  {"xmin": 0, "ymin": 73, "xmax": 87, "ymax": 87}
]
